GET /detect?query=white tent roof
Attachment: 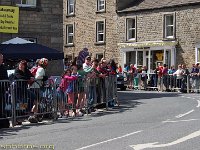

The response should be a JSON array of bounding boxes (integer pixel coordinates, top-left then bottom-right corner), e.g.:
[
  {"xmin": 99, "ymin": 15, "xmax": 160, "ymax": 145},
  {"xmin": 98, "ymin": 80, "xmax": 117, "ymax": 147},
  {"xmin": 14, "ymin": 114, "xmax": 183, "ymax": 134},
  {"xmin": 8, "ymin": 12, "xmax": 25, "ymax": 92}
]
[{"xmin": 1, "ymin": 37, "xmax": 33, "ymax": 44}]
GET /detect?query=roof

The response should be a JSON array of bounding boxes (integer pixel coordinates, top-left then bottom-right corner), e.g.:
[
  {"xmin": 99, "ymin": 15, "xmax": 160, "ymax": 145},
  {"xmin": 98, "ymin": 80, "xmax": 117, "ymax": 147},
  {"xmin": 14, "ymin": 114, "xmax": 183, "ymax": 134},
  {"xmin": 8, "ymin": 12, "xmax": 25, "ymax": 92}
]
[
  {"xmin": 118, "ymin": 0, "xmax": 200, "ymax": 12},
  {"xmin": 0, "ymin": 43, "xmax": 64, "ymax": 60}
]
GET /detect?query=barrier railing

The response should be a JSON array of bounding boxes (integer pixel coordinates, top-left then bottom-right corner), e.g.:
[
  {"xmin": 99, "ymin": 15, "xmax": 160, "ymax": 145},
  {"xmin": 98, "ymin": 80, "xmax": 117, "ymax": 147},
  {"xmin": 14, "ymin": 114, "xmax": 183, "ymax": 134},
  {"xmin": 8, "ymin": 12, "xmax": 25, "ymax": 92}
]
[
  {"xmin": 0, "ymin": 75, "xmax": 118, "ymax": 126},
  {"xmin": 132, "ymin": 73, "xmax": 200, "ymax": 93}
]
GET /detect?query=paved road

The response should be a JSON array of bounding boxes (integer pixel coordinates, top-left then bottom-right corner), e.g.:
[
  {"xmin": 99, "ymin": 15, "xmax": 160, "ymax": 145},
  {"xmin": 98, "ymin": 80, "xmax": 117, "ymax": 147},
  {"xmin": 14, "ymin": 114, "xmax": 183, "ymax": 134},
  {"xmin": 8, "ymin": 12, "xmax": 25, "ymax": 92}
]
[{"xmin": 1, "ymin": 91, "xmax": 200, "ymax": 150}]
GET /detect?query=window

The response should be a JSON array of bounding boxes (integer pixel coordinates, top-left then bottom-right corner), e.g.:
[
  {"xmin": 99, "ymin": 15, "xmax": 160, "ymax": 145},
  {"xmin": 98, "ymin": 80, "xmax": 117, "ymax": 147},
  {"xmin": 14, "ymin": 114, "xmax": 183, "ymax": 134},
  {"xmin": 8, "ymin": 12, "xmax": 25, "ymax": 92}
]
[
  {"xmin": 15, "ymin": 0, "xmax": 37, "ymax": 7},
  {"xmin": 164, "ymin": 14, "xmax": 175, "ymax": 39},
  {"xmin": 126, "ymin": 18, "xmax": 136, "ymax": 41},
  {"xmin": 67, "ymin": 0, "xmax": 75, "ymax": 15},
  {"xmin": 24, "ymin": 37, "xmax": 37, "ymax": 43},
  {"xmin": 66, "ymin": 24, "xmax": 74, "ymax": 45},
  {"xmin": 96, "ymin": 20, "xmax": 105, "ymax": 43},
  {"xmin": 96, "ymin": 53, "xmax": 103, "ymax": 61},
  {"xmin": 196, "ymin": 48, "xmax": 200, "ymax": 63},
  {"xmin": 97, "ymin": 0, "xmax": 105, "ymax": 12}
]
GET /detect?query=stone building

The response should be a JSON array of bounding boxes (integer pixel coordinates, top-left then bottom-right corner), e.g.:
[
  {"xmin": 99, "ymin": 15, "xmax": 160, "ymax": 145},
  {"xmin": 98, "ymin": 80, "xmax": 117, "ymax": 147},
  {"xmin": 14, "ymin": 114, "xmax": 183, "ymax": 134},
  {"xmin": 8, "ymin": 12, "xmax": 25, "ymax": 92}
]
[
  {"xmin": 63, "ymin": 0, "xmax": 119, "ymax": 62},
  {"xmin": 0, "ymin": 0, "xmax": 63, "ymax": 75},
  {"xmin": 117, "ymin": 0, "xmax": 200, "ymax": 72}
]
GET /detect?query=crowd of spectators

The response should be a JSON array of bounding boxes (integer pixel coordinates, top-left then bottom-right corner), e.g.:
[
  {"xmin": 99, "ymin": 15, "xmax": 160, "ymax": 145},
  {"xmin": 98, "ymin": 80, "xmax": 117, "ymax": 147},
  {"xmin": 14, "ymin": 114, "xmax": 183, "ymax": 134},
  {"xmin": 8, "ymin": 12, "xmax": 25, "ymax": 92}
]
[{"xmin": 123, "ymin": 62, "xmax": 200, "ymax": 93}]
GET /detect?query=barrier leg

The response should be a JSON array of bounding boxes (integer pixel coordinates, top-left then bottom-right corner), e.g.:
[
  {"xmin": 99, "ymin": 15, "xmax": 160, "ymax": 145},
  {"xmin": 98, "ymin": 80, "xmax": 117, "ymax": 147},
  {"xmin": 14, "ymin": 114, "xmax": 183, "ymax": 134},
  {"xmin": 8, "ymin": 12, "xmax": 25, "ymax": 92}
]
[{"xmin": 11, "ymin": 82, "xmax": 16, "ymax": 127}]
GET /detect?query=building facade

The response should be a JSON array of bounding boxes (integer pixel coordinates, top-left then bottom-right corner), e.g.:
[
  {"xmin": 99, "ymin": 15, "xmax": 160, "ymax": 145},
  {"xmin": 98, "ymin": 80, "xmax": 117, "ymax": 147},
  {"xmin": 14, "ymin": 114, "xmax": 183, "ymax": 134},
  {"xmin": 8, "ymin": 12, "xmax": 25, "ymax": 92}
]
[
  {"xmin": 63, "ymin": 0, "xmax": 119, "ymax": 62},
  {"xmin": 117, "ymin": 0, "xmax": 200, "ymax": 72},
  {"xmin": 0, "ymin": 0, "xmax": 63, "ymax": 75}
]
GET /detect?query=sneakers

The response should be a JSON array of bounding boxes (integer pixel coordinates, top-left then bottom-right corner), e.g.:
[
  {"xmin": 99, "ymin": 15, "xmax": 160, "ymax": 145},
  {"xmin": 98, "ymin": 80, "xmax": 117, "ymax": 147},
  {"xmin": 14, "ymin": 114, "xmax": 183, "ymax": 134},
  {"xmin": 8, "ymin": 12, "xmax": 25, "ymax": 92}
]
[
  {"xmin": 28, "ymin": 116, "xmax": 38, "ymax": 123},
  {"xmin": 76, "ymin": 111, "xmax": 84, "ymax": 117}
]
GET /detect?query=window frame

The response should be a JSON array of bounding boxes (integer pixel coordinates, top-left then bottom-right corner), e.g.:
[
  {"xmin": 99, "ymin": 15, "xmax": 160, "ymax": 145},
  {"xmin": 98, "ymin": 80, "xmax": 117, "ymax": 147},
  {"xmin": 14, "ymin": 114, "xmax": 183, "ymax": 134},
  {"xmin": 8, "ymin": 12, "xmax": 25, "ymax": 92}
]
[
  {"xmin": 97, "ymin": 0, "xmax": 105, "ymax": 12},
  {"xmin": 195, "ymin": 45, "xmax": 200, "ymax": 64},
  {"xmin": 95, "ymin": 20, "xmax": 106, "ymax": 44},
  {"xmin": 67, "ymin": 0, "xmax": 75, "ymax": 16},
  {"xmin": 126, "ymin": 17, "xmax": 137, "ymax": 41},
  {"xmin": 15, "ymin": 0, "xmax": 37, "ymax": 8},
  {"xmin": 96, "ymin": 53, "xmax": 104, "ymax": 61},
  {"xmin": 163, "ymin": 13, "xmax": 176, "ymax": 39},
  {"xmin": 66, "ymin": 24, "xmax": 74, "ymax": 46}
]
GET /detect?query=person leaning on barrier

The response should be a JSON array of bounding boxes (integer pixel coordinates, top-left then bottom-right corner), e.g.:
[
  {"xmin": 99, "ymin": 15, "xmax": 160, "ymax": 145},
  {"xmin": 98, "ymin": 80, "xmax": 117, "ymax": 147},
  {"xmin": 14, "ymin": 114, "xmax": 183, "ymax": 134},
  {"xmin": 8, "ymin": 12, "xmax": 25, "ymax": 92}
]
[
  {"xmin": 14, "ymin": 60, "xmax": 34, "ymax": 80},
  {"xmin": 30, "ymin": 58, "xmax": 49, "ymax": 114},
  {"xmin": 181, "ymin": 64, "xmax": 190, "ymax": 92},
  {"xmin": 97, "ymin": 59, "xmax": 109, "ymax": 104},
  {"xmin": 0, "ymin": 53, "xmax": 8, "ymax": 117},
  {"xmin": 92, "ymin": 59, "xmax": 106, "ymax": 106},
  {"xmin": 13, "ymin": 60, "xmax": 36, "ymax": 124},
  {"xmin": 97, "ymin": 59, "xmax": 109, "ymax": 76},
  {"xmin": 173, "ymin": 64, "xmax": 184, "ymax": 90}
]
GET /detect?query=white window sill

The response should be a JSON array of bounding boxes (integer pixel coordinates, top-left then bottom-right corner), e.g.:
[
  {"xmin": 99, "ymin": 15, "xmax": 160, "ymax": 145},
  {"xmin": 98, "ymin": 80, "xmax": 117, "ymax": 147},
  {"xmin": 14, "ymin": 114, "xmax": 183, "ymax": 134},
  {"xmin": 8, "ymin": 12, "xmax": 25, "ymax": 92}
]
[
  {"xmin": 96, "ymin": 10, "xmax": 106, "ymax": 13},
  {"xmin": 64, "ymin": 43, "xmax": 74, "ymax": 47},
  {"xmin": 95, "ymin": 41, "xmax": 105, "ymax": 45},
  {"xmin": 16, "ymin": 4, "xmax": 36, "ymax": 8},
  {"xmin": 126, "ymin": 38, "xmax": 136, "ymax": 42}
]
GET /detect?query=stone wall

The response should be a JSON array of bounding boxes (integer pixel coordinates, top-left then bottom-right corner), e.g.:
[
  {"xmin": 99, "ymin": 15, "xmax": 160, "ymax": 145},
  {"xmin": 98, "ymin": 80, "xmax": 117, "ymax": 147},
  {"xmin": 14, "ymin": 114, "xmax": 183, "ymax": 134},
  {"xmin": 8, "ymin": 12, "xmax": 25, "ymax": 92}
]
[
  {"xmin": 63, "ymin": 0, "xmax": 120, "ymax": 63},
  {"xmin": 117, "ymin": 5, "xmax": 200, "ymax": 67},
  {"xmin": 0, "ymin": 0, "xmax": 63, "ymax": 75}
]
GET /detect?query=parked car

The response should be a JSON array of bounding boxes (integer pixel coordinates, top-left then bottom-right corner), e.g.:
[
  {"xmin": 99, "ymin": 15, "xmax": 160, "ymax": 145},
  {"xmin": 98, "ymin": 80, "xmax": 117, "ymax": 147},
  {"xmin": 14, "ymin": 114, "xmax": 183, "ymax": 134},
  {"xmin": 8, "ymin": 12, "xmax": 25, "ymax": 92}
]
[{"xmin": 117, "ymin": 73, "xmax": 127, "ymax": 91}]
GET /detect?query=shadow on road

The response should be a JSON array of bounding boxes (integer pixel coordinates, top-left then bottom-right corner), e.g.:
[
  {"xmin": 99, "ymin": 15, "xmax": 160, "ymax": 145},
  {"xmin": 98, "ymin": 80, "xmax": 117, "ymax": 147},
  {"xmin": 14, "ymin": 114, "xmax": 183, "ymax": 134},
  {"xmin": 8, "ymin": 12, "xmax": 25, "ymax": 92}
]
[{"xmin": 0, "ymin": 91, "xmax": 181, "ymax": 135}]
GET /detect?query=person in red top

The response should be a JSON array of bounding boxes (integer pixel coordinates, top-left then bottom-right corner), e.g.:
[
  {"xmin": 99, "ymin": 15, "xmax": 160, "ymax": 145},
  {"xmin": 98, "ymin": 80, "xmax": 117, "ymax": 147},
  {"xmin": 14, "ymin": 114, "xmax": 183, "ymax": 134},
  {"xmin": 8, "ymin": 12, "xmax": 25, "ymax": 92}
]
[
  {"xmin": 57, "ymin": 68, "xmax": 78, "ymax": 117},
  {"xmin": 117, "ymin": 64, "xmax": 122, "ymax": 73},
  {"xmin": 59, "ymin": 69, "xmax": 77, "ymax": 97},
  {"xmin": 97, "ymin": 59, "xmax": 109, "ymax": 76},
  {"xmin": 127, "ymin": 64, "xmax": 135, "ymax": 89},
  {"xmin": 157, "ymin": 63, "xmax": 163, "ymax": 91},
  {"xmin": 162, "ymin": 64, "xmax": 169, "ymax": 91}
]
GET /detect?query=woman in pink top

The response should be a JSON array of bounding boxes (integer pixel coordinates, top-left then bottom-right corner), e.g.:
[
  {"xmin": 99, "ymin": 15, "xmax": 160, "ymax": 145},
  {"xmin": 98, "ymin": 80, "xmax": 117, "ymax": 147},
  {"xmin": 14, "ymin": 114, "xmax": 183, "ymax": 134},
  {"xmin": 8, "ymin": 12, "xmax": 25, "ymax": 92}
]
[
  {"xmin": 59, "ymin": 69, "xmax": 78, "ymax": 93},
  {"xmin": 58, "ymin": 69, "xmax": 78, "ymax": 116}
]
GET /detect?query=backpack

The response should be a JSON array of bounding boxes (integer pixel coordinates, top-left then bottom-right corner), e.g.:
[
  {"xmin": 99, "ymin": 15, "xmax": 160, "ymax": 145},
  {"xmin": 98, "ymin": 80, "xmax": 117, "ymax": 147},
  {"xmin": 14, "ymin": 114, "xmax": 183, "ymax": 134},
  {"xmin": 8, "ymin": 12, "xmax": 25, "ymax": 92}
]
[{"xmin": 30, "ymin": 66, "xmax": 39, "ymax": 77}]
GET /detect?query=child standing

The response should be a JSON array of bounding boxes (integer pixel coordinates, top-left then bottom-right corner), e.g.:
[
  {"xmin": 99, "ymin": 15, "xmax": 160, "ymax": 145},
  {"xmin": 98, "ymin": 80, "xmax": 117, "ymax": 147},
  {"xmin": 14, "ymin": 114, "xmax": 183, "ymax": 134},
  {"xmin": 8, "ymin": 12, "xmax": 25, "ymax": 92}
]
[
  {"xmin": 58, "ymin": 69, "xmax": 78, "ymax": 116},
  {"xmin": 66, "ymin": 66, "xmax": 78, "ymax": 116}
]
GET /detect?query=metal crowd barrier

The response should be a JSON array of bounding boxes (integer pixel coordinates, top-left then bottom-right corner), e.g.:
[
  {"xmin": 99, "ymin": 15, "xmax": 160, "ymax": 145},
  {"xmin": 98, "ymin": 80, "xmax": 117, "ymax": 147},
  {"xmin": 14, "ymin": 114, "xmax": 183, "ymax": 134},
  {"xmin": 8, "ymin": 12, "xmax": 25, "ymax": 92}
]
[
  {"xmin": 0, "ymin": 75, "xmax": 118, "ymax": 127},
  {"xmin": 134, "ymin": 73, "xmax": 200, "ymax": 93},
  {"xmin": 56, "ymin": 75, "xmax": 118, "ymax": 116}
]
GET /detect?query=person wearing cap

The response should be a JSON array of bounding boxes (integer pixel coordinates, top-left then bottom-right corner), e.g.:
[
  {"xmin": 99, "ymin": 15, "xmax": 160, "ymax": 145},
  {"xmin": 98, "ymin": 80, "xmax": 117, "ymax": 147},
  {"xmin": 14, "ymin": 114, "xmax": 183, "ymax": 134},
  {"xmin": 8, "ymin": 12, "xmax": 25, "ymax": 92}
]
[{"xmin": 83, "ymin": 56, "xmax": 93, "ymax": 73}]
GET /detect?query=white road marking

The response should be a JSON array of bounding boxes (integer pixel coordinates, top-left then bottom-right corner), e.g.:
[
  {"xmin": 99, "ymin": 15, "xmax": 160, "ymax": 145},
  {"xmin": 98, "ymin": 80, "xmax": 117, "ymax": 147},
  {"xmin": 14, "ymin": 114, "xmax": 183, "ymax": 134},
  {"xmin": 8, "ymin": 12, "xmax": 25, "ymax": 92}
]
[
  {"xmin": 75, "ymin": 130, "xmax": 142, "ymax": 150},
  {"xmin": 162, "ymin": 119, "xmax": 198, "ymax": 123},
  {"xmin": 186, "ymin": 97, "xmax": 191, "ymax": 99},
  {"xmin": 175, "ymin": 110, "xmax": 194, "ymax": 118},
  {"xmin": 197, "ymin": 100, "xmax": 200, "ymax": 108},
  {"xmin": 130, "ymin": 130, "xmax": 200, "ymax": 150}
]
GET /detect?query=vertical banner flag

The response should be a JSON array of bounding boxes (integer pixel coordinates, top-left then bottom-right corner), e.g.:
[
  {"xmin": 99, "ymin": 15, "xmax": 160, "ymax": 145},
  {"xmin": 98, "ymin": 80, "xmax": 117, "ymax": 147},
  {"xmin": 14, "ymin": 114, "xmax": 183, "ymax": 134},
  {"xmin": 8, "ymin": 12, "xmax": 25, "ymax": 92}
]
[{"xmin": 0, "ymin": 6, "xmax": 19, "ymax": 33}]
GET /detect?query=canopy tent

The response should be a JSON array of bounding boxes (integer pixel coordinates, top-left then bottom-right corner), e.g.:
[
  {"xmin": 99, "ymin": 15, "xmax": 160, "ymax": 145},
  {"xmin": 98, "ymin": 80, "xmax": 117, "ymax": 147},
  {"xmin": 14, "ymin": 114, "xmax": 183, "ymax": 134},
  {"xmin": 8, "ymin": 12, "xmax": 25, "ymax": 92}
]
[
  {"xmin": 1, "ymin": 37, "xmax": 33, "ymax": 44},
  {"xmin": 0, "ymin": 38, "xmax": 64, "ymax": 60}
]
